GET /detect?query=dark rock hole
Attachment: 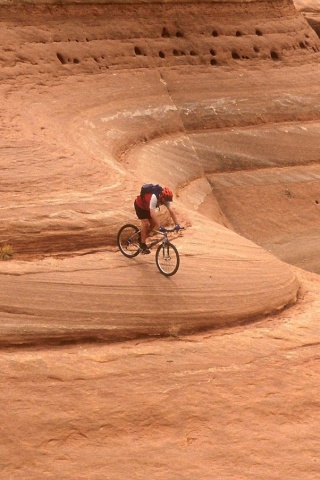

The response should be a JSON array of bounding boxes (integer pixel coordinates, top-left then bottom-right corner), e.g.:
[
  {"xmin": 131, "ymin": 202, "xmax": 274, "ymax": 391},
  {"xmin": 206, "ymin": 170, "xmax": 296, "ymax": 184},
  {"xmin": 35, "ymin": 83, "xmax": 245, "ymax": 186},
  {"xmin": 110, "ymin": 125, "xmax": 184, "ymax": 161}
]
[
  {"xmin": 134, "ymin": 46, "xmax": 143, "ymax": 55},
  {"xmin": 56, "ymin": 52, "xmax": 67, "ymax": 64},
  {"xmin": 162, "ymin": 27, "xmax": 170, "ymax": 38},
  {"xmin": 270, "ymin": 50, "xmax": 280, "ymax": 61}
]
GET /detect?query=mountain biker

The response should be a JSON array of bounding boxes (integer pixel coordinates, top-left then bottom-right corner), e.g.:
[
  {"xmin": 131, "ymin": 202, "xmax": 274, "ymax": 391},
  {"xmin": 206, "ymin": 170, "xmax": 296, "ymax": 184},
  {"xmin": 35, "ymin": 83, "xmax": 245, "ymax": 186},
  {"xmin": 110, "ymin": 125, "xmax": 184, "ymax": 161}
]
[{"xmin": 134, "ymin": 185, "xmax": 181, "ymax": 254}]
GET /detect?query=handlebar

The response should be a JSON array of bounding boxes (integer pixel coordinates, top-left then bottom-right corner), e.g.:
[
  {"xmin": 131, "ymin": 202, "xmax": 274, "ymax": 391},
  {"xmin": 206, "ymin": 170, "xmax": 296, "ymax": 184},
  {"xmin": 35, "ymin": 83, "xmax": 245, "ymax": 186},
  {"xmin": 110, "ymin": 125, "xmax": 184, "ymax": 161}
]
[{"xmin": 155, "ymin": 226, "xmax": 186, "ymax": 234}]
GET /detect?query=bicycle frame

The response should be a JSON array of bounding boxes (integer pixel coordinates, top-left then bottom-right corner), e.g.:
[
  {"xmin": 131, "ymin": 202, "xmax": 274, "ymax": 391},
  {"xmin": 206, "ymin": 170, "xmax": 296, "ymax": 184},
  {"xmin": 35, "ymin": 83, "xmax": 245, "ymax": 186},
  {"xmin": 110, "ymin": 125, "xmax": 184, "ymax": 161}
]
[{"xmin": 146, "ymin": 229, "xmax": 174, "ymax": 250}]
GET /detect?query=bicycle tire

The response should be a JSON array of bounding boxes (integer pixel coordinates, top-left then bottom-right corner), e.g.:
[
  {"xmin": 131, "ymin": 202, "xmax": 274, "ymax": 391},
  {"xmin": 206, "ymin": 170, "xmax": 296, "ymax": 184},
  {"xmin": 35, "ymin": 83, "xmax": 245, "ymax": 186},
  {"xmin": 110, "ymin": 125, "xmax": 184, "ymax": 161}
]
[
  {"xmin": 155, "ymin": 241, "xmax": 180, "ymax": 276},
  {"xmin": 117, "ymin": 224, "xmax": 141, "ymax": 258}
]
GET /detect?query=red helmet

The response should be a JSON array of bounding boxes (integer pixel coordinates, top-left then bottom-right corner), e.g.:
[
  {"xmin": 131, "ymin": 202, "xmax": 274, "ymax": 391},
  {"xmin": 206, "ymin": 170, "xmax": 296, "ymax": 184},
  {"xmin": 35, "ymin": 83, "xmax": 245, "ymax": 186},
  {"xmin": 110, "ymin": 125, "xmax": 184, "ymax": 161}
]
[{"xmin": 161, "ymin": 186, "xmax": 173, "ymax": 202}]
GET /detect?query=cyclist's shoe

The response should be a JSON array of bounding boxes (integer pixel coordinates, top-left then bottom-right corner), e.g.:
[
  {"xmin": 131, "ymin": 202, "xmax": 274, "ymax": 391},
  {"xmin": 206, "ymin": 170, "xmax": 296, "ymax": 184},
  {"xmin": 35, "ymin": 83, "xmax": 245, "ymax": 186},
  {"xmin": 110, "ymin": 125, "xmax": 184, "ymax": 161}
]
[{"xmin": 140, "ymin": 243, "xmax": 151, "ymax": 255}]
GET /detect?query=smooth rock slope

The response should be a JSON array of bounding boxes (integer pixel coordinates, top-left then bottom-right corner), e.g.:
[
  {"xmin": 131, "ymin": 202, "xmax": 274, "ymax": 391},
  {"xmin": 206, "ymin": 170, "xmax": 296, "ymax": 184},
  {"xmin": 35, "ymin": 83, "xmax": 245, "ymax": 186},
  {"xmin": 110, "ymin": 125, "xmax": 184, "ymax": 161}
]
[{"xmin": 1, "ymin": 0, "xmax": 320, "ymax": 478}]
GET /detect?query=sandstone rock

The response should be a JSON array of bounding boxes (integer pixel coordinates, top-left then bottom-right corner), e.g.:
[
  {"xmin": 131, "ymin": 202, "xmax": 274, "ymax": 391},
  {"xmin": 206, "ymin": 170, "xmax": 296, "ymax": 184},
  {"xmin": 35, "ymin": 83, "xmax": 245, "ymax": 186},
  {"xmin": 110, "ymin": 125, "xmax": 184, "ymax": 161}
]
[{"xmin": 1, "ymin": 0, "xmax": 320, "ymax": 478}]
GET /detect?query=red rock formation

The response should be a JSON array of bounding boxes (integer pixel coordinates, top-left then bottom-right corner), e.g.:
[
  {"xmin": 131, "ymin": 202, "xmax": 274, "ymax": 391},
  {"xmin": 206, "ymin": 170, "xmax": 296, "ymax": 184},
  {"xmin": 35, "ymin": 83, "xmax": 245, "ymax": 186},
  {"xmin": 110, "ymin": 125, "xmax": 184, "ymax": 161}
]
[{"xmin": 1, "ymin": 1, "xmax": 320, "ymax": 477}]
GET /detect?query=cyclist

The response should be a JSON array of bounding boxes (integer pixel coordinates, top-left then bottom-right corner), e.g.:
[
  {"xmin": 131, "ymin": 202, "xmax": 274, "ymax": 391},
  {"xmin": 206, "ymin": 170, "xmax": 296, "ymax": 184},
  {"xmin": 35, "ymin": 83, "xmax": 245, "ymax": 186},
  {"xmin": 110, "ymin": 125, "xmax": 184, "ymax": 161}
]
[{"xmin": 134, "ymin": 185, "xmax": 181, "ymax": 254}]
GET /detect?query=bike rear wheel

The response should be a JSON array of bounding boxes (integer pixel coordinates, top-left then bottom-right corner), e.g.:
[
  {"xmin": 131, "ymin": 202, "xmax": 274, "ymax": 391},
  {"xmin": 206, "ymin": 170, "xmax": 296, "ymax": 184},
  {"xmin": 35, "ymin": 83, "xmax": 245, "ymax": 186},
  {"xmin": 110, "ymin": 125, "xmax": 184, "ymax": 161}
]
[
  {"xmin": 117, "ymin": 224, "xmax": 141, "ymax": 258},
  {"xmin": 155, "ymin": 241, "xmax": 180, "ymax": 276}
]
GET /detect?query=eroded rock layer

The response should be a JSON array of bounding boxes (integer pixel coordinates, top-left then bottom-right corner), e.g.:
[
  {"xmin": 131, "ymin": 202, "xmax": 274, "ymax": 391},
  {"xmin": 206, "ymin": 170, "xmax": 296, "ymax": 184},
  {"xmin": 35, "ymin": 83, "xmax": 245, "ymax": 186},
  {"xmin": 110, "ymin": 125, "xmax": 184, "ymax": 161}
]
[
  {"xmin": 0, "ymin": 0, "xmax": 319, "ymax": 79},
  {"xmin": 2, "ymin": 1, "xmax": 320, "ymax": 478},
  {"xmin": 0, "ymin": 1, "xmax": 318, "ymax": 341}
]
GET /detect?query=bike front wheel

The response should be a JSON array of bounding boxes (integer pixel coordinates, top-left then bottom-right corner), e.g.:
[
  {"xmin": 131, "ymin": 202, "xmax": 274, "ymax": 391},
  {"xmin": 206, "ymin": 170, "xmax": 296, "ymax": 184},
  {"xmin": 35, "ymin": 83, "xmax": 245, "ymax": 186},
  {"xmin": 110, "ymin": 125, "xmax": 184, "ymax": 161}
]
[
  {"xmin": 155, "ymin": 242, "xmax": 180, "ymax": 276},
  {"xmin": 117, "ymin": 224, "xmax": 141, "ymax": 258}
]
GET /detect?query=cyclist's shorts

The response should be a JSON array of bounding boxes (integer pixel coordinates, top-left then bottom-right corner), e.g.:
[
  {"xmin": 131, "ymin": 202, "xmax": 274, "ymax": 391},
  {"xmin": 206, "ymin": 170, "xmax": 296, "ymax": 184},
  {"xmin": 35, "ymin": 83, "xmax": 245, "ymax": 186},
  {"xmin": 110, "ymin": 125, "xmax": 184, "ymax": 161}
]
[{"xmin": 134, "ymin": 201, "xmax": 151, "ymax": 220}]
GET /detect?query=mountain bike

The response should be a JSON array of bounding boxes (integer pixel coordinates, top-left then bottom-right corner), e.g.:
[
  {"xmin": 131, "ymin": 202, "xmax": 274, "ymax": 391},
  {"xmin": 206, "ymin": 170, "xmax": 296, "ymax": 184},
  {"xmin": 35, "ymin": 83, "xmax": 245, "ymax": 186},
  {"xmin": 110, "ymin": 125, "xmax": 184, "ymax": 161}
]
[{"xmin": 117, "ymin": 224, "xmax": 184, "ymax": 276}]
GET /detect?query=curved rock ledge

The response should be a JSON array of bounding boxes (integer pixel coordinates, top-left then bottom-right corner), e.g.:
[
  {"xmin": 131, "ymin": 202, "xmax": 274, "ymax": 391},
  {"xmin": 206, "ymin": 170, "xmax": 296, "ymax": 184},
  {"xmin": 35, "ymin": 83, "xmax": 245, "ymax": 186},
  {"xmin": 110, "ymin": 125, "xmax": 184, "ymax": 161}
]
[
  {"xmin": 1, "ymin": 0, "xmax": 320, "ymax": 345},
  {"xmin": 2, "ymin": 2, "xmax": 320, "ymax": 478}
]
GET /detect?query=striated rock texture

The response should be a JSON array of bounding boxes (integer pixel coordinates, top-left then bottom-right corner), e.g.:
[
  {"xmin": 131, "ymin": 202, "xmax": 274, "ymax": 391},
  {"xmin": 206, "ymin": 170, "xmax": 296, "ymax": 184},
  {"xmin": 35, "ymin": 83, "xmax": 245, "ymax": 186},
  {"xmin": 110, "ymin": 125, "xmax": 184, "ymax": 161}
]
[
  {"xmin": 1, "ymin": 0, "xmax": 320, "ymax": 478},
  {"xmin": 1, "ymin": 0, "xmax": 316, "ymax": 339},
  {"xmin": 0, "ymin": 0, "xmax": 319, "ymax": 79},
  {"xmin": 0, "ymin": 0, "xmax": 319, "ymax": 256},
  {"xmin": 295, "ymin": 0, "xmax": 320, "ymax": 37},
  {"xmin": 2, "ymin": 271, "xmax": 320, "ymax": 479}
]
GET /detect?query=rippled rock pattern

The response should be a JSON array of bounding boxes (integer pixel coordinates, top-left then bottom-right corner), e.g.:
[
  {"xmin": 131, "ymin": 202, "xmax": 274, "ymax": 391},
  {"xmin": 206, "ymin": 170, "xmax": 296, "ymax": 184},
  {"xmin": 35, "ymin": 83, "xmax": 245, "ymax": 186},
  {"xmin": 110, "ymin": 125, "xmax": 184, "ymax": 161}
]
[{"xmin": 1, "ymin": 1, "xmax": 320, "ymax": 478}]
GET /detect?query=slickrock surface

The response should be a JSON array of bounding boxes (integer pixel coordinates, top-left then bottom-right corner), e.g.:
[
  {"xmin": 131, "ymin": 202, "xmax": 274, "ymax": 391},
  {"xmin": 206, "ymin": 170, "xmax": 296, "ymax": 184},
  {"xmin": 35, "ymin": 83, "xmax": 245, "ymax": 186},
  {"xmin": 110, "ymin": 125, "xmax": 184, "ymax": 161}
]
[
  {"xmin": 296, "ymin": 0, "xmax": 320, "ymax": 37},
  {"xmin": 1, "ymin": 0, "xmax": 320, "ymax": 477}
]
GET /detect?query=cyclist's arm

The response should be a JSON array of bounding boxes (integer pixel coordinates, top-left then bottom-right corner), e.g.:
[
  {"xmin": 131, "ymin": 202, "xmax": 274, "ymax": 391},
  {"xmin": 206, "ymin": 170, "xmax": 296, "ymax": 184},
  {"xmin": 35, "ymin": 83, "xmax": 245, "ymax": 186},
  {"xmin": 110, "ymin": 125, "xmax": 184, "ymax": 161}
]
[
  {"xmin": 166, "ymin": 204, "xmax": 179, "ymax": 225},
  {"xmin": 149, "ymin": 194, "xmax": 160, "ymax": 229},
  {"xmin": 149, "ymin": 208, "xmax": 160, "ymax": 229}
]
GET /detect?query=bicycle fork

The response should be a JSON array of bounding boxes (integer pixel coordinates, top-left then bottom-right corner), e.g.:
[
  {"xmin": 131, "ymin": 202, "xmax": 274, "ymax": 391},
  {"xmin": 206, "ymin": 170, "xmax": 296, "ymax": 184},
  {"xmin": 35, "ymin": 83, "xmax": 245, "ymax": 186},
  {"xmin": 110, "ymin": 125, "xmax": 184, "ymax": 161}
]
[{"xmin": 161, "ymin": 240, "xmax": 171, "ymax": 260}]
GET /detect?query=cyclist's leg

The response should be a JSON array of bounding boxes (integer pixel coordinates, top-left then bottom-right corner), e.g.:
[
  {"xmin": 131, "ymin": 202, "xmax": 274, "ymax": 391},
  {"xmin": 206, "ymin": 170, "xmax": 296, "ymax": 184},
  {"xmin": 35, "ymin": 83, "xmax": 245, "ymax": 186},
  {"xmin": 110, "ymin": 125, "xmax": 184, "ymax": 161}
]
[
  {"xmin": 139, "ymin": 219, "xmax": 151, "ymax": 254},
  {"xmin": 140, "ymin": 218, "xmax": 149, "ymax": 244},
  {"xmin": 134, "ymin": 202, "xmax": 149, "ymax": 244},
  {"xmin": 148, "ymin": 218, "xmax": 159, "ymax": 232}
]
